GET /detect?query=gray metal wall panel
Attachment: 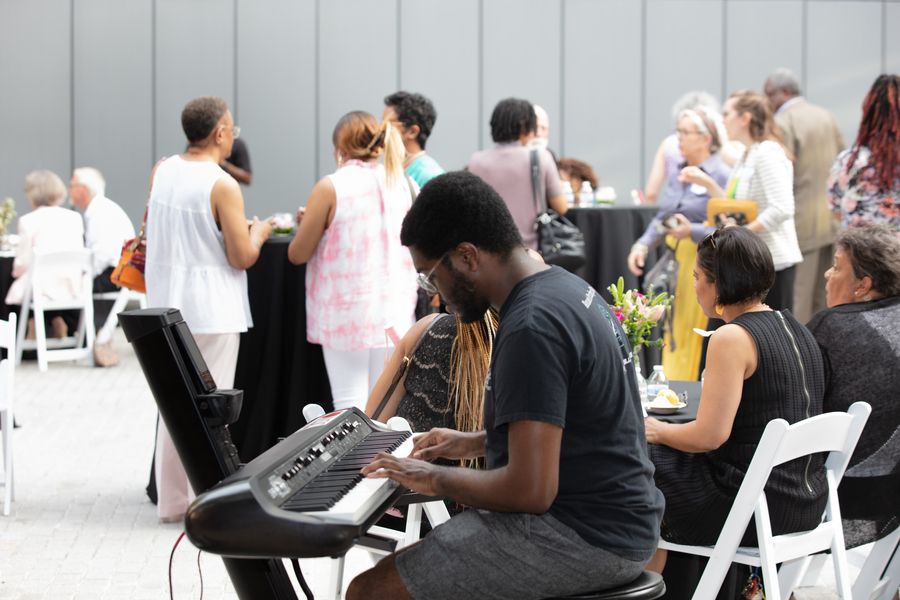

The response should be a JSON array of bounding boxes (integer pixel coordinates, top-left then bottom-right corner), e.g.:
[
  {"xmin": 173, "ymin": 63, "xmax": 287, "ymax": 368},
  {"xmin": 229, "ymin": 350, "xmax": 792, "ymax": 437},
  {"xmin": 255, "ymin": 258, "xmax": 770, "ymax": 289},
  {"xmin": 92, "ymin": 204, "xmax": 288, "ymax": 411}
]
[
  {"xmin": 482, "ymin": 0, "xmax": 562, "ymax": 150},
  {"xmin": 887, "ymin": 3, "xmax": 900, "ymax": 74},
  {"xmin": 644, "ymin": 0, "xmax": 723, "ymax": 183},
  {"xmin": 318, "ymin": 0, "xmax": 398, "ymax": 179},
  {"xmin": 155, "ymin": 0, "xmax": 235, "ymax": 160},
  {"xmin": 563, "ymin": 0, "xmax": 641, "ymax": 198},
  {"xmin": 807, "ymin": 1, "xmax": 883, "ymax": 148},
  {"xmin": 236, "ymin": 0, "xmax": 316, "ymax": 216},
  {"xmin": 73, "ymin": 0, "xmax": 153, "ymax": 224},
  {"xmin": 399, "ymin": 0, "xmax": 479, "ymax": 172},
  {"xmin": 725, "ymin": 1, "xmax": 803, "ymax": 94},
  {"xmin": 0, "ymin": 0, "xmax": 71, "ymax": 226}
]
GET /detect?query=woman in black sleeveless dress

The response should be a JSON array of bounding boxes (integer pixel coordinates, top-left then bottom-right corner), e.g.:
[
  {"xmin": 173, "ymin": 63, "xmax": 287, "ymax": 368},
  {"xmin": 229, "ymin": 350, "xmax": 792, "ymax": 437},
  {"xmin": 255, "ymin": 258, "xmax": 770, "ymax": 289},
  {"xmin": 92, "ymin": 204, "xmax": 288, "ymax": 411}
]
[{"xmin": 643, "ymin": 227, "xmax": 827, "ymax": 573}]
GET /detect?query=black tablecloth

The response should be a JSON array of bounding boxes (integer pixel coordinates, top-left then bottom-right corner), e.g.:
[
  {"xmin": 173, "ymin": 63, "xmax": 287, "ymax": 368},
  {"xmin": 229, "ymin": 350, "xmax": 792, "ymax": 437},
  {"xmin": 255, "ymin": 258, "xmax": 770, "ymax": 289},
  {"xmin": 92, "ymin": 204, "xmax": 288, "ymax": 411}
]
[
  {"xmin": 568, "ymin": 205, "xmax": 663, "ymax": 374},
  {"xmin": 567, "ymin": 205, "xmax": 659, "ymax": 299},
  {"xmin": 0, "ymin": 256, "xmax": 14, "ymax": 320},
  {"xmin": 229, "ymin": 237, "xmax": 332, "ymax": 463}
]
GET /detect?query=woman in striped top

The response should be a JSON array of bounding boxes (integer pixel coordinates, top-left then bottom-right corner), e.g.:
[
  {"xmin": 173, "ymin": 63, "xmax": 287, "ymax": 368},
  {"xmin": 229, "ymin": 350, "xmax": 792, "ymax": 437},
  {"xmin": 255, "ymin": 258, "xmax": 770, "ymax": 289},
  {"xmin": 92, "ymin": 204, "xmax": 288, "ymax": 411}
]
[{"xmin": 681, "ymin": 90, "xmax": 802, "ymax": 311}]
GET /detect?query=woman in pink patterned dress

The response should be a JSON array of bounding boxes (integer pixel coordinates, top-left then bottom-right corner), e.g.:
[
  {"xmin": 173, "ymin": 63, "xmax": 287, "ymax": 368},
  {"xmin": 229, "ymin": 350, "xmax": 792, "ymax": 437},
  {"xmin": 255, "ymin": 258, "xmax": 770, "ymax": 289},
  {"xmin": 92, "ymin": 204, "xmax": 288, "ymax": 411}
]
[{"xmin": 289, "ymin": 111, "xmax": 417, "ymax": 411}]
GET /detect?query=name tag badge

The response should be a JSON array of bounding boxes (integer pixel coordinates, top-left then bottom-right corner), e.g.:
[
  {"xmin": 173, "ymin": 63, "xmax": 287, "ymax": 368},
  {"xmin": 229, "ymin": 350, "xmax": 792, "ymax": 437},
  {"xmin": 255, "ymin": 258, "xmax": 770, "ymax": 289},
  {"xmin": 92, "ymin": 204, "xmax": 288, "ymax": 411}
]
[{"xmin": 689, "ymin": 183, "xmax": 708, "ymax": 196}]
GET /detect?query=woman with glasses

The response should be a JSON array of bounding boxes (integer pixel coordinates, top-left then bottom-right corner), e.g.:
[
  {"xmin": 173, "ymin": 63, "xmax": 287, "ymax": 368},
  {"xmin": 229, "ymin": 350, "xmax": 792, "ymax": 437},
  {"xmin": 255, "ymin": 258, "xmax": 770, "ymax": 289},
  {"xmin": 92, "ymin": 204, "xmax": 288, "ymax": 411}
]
[
  {"xmin": 627, "ymin": 106, "xmax": 731, "ymax": 380},
  {"xmin": 145, "ymin": 96, "xmax": 272, "ymax": 522},
  {"xmin": 680, "ymin": 90, "xmax": 801, "ymax": 311},
  {"xmin": 643, "ymin": 227, "xmax": 826, "ymax": 573},
  {"xmin": 288, "ymin": 111, "xmax": 417, "ymax": 411}
]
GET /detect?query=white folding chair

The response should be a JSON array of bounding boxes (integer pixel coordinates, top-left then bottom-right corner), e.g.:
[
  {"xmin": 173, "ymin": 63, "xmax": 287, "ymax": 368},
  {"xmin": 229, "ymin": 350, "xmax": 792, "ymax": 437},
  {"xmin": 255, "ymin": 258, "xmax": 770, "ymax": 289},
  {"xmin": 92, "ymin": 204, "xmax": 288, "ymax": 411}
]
[
  {"xmin": 301, "ymin": 404, "xmax": 451, "ymax": 600},
  {"xmin": 658, "ymin": 401, "xmax": 872, "ymax": 600},
  {"xmin": 93, "ymin": 287, "xmax": 147, "ymax": 345},
  {"xmin": 0, "ymin": 313, "xmax": 17, "ymax": 516},
  {"xmin": 15, "ymin": 249, "xmax": 95, "ymax": 371},
  {"xmin": 798, "ymin": 524, "xmax": 900, "ymax": 600}
]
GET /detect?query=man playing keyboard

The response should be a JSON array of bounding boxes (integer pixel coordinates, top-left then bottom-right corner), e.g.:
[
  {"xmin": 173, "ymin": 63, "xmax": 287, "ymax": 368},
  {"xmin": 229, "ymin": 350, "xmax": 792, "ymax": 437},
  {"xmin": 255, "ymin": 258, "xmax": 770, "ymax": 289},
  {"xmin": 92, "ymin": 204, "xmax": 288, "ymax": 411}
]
[{"xmin": 347, "ymin": 171, "xmax": 664, "ymax": 600}]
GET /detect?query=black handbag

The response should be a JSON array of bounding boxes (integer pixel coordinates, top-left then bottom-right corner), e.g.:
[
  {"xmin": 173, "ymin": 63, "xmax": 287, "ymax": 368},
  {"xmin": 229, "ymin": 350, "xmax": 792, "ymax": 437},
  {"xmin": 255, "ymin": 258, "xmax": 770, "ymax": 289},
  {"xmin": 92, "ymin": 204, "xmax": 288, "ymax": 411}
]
[
  {"xmin": 642, "ymin": 240, "xmax": 679, "ymax": 349},
  {"xmin": 530, "ymin": 150, "xmax": 586, "ymax": 271}
]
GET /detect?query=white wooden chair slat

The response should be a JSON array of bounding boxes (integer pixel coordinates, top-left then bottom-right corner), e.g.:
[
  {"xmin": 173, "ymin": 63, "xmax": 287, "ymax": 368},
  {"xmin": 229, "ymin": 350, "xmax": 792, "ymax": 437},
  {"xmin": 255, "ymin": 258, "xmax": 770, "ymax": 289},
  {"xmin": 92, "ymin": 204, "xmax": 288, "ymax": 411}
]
[{"xmin": 0, "ymin": 312, "xmax": 17, "ymax": 516}]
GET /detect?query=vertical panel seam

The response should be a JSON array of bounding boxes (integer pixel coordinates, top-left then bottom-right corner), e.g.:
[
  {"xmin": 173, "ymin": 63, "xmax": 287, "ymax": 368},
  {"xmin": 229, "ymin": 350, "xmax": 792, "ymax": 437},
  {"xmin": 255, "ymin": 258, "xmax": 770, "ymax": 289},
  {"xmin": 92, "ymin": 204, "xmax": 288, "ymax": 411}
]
[
  {"xmin": 234, "ymin": 0, "xmax": 239, "ymax": 118},
  {"xmin": 883, "ymin": 0, "xmax": 887, "ymax": 73},
  {"xmin": 314, "ymin": 0, "xmax": 320, "ymax": 181},
  {"xmin": 397, "ymin": 0, "xmax": 402, "ymax": 90},
  {"xmin": 640, "ymin": 0, "xmax": 647, "ymax": 185},
  {"xmin": 152, "ymin": 0, "xmax": 157, "ymax": 162},
  {"xmin": 801, "ymin": 0, "xmax": 808, "ymax": 94},
  {"xmin": 70, "ymin": 0, "xmax": 75, "ymax": 173},
  {"xmin": 721, "ymin": 0, "xmax": 727, "ymax": 101},
  {"xmin": 478, "ymin": 0, "xmax": 484, "ymax": 151},
  {"xmin": 559, "ymin": 0, "xmax": 565, "ymax": 156}
]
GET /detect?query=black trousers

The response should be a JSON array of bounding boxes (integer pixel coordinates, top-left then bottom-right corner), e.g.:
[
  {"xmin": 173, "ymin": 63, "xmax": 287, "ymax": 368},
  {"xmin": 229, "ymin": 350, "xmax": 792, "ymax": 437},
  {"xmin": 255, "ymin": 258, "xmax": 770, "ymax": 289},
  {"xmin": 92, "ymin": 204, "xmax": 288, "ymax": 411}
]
[
  {"xmin": 93, "ymin": 266, "xmax": 119, "ymax": 333},
  {"xmin": 766, "ymin": 265, "xmax": 797, "ymax": 312}
]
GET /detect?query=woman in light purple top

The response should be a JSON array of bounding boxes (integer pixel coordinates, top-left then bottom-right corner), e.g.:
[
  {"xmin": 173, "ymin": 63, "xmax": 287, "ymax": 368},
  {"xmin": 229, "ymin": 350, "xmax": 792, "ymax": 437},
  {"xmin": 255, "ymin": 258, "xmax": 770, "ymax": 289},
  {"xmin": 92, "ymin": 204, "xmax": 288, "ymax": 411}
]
[
  {"xmin": 627, "ymin": 107, "xmax": 731, "ymax": 381},
  {"xmin": 468, "ymin": 98, "xmax": 567, "ymax": 250}
]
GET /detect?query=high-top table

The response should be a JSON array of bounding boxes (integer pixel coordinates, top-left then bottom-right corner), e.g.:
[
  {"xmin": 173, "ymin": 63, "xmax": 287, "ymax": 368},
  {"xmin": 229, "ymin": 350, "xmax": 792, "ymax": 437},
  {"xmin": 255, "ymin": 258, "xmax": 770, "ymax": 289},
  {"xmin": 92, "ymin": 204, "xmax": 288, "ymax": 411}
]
[
  {"xmin": 566, "ymin": 205, "xmax": 660, "ymax": 298},
  {"xmin": 229, "ymin": 236, "xmax": 332, "ymax": 463}
]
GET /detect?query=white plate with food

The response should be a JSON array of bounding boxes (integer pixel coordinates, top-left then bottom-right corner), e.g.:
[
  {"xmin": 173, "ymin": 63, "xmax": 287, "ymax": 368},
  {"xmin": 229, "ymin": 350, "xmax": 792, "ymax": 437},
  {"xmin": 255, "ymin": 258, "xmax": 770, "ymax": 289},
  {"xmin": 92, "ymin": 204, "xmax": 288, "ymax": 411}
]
[{"xmin": 646, "ymin": 401, "xmax": 688, "ymax": 415}]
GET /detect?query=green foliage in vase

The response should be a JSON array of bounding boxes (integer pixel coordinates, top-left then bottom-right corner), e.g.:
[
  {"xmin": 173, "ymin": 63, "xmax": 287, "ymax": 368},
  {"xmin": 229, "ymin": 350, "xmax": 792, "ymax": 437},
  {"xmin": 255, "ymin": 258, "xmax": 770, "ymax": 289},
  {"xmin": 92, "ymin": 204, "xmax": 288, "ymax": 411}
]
[{"xmin": 607, "ymin": 276, "xmax": 671, "ymax": 349}]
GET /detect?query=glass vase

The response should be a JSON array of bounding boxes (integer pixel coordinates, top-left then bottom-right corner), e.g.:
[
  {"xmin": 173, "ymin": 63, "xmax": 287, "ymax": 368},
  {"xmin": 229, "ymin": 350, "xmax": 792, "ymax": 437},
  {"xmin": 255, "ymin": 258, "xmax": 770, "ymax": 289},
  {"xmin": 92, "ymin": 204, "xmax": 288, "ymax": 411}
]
[{"xmin": 633, "ymin": 345, "xmax": 648, "ymax": 402}]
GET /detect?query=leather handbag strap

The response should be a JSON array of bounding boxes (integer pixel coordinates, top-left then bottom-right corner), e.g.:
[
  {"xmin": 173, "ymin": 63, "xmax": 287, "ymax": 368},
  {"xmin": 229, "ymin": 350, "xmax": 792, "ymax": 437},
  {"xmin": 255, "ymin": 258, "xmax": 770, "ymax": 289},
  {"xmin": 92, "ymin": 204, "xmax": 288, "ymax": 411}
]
[
  {"xmin": 371, "ymin": 313, "xmax": 448, "ymax": 421},
  {"xmin": 530, "ymin": 149, "xmax": 544, "ymax": 214}
]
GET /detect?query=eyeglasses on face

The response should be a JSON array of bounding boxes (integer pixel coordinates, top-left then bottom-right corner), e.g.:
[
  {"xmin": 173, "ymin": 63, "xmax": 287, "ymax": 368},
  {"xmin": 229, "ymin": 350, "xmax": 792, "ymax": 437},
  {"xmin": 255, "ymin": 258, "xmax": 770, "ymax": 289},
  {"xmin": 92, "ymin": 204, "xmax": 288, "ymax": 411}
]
[
  {"xmin": 416, "ymin": 252, "xmax": 449, "ymax": 295},
  {"xmin": 220, "ymin": 124, "xmax": 240, "ymax": 139}
]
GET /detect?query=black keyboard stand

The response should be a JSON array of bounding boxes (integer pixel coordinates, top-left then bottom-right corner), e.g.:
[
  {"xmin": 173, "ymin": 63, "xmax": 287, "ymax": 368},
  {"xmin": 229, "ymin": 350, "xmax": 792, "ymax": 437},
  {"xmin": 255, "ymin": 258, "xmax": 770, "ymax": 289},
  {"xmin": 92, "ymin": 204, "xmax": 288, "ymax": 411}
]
[{"xmin": 120, "ymin": 308, "xmax": 298, "ymax": 600}]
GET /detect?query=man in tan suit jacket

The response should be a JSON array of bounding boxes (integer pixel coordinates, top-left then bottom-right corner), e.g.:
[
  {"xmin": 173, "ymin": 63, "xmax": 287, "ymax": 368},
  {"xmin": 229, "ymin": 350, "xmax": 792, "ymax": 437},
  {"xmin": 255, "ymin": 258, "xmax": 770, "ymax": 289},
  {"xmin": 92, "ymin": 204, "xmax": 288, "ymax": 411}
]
[{"xmin": 764, "ymin": 68, "xmax": 844, "ymax": 323}]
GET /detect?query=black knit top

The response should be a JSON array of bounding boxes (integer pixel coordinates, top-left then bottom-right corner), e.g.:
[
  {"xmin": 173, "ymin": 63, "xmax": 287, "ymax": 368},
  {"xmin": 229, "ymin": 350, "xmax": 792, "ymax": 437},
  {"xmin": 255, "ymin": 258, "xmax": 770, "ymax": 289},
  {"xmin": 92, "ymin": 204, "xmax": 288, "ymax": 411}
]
[
  {"xmin": 395, "ymin": 314, "xmax": 457, "ymax": 432},
  {"xmin": 651, "ymin": 309, "xmax": 828, "ymax": 546}
]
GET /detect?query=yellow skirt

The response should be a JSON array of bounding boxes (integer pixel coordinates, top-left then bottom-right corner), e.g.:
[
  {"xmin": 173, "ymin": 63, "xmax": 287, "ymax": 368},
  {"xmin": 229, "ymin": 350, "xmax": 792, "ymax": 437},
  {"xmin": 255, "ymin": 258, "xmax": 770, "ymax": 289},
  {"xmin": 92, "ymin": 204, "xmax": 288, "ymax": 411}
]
[{"xmin": 661, "ymin": 237, "xmax": 706, "ymax": 381}]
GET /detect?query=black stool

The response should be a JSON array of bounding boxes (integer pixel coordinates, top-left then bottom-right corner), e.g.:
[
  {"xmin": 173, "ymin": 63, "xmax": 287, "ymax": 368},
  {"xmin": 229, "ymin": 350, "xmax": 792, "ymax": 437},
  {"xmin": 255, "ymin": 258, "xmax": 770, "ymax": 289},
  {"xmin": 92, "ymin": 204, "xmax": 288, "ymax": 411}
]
[{"xmin": 544, "ymin": 571, "xmax": 665, "ymax": 600}]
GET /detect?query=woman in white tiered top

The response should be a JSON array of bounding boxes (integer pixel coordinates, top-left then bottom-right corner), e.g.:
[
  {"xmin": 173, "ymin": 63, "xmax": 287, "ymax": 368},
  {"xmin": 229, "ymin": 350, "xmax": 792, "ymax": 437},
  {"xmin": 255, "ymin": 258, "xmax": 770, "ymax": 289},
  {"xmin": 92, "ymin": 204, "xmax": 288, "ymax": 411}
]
[
  {"xmin": 145, "ymin": 96, "xmax": 272, "ymax": 522},
  {"xmin": 681, "ymin": 90, "xmax": 801, "ymax": 311}
]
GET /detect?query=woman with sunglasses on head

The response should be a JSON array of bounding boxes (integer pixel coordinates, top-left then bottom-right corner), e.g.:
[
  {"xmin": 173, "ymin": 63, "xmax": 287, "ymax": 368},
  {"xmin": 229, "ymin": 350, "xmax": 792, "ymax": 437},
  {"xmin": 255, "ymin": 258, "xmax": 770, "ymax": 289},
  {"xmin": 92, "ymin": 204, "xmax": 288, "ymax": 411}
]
[
  {"xmin": 289, "ymin": 111, "xmax": 418, "ymax": 411},
  {"xmin": 627, "ymin": 106, "xmax": 731, "ymax": 380},
  {"xmin": 643, "ymin": 227, "xmax": 826, "ymax": 573},
  {"xmin": 680, "ymin": 90, "xmax": 801, "ymax": 311}
]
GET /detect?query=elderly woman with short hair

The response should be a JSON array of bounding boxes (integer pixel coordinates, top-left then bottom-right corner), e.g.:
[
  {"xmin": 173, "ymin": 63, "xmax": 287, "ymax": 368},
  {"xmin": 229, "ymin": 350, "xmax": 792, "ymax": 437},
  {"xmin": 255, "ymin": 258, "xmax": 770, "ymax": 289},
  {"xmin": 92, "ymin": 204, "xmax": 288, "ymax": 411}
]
[
  {"xmin": 5, "ymin": 170, "xmax": 86, "ymax": 337},
  {"xmin": 807, "ymin": 224, "xmax": 900, "ymax": 548}
]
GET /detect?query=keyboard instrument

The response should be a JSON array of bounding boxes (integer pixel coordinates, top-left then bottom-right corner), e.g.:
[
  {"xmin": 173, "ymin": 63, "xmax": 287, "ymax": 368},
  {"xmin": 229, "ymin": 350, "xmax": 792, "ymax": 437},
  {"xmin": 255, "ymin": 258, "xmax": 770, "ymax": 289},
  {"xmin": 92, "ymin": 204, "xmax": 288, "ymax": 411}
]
[{"xmin": 185, "ymin": 407, "xmax": 413, "ymax": 559}]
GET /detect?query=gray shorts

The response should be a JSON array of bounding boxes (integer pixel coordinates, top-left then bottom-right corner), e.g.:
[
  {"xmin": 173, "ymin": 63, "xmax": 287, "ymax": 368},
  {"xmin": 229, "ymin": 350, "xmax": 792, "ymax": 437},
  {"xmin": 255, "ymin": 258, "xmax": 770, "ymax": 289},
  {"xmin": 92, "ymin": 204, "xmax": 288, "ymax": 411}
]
[{"xmin": 395, "ymin": 509, "xmax": 647, "ymax": 600}]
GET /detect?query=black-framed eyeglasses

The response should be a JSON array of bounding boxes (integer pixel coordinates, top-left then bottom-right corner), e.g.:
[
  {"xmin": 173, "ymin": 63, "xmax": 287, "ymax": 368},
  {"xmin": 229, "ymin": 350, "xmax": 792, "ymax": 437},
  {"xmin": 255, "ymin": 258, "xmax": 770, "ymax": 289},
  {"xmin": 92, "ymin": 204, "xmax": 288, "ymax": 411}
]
[{"xmin": 416, "ymin": 252, "xmax": 448, "ymax": 295}]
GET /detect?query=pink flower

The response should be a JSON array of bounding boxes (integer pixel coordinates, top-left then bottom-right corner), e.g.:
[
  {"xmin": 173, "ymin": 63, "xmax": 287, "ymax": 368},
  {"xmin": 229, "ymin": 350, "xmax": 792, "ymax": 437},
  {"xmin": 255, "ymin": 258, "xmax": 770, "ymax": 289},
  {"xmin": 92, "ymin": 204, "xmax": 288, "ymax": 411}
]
[
  {"xmin": 615, "ymin": 312, "xmax": 625, "ymax": 322},
  {"xmin": 648, "ymin": 305, "xmax": 666, "ymax": 322}
]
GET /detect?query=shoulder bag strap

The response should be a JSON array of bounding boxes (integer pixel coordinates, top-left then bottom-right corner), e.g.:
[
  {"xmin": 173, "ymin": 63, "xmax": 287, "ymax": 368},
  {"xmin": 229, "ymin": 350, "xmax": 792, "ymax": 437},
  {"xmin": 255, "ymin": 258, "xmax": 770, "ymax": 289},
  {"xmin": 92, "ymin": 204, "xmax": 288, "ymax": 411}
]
[
  {"xmin": 371, "ymin": 313, "xmax": 449, "ymax": 421},
  {"xmin": 530, "ymin": 149, "xmax": 543, "ymax": 214}
]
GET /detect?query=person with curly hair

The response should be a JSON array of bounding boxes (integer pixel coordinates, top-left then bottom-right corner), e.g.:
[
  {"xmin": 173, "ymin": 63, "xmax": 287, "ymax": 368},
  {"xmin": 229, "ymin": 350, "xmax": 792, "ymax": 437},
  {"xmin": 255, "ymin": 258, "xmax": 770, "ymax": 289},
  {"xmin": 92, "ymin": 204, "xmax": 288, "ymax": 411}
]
[
  {"xmin": 827, "ymin": 74, "xmax": 900, "ymax": 231},
  {"xmin": 383, "ymin": 91, "xmax": 444, "ymax": 188},
  {"xmin": 347, "ymin": 171, "xmax": 662, "ymax": 600},
  {"xmin": 468, "ymin": 98, "xmax": 567, "ymax": 250}
]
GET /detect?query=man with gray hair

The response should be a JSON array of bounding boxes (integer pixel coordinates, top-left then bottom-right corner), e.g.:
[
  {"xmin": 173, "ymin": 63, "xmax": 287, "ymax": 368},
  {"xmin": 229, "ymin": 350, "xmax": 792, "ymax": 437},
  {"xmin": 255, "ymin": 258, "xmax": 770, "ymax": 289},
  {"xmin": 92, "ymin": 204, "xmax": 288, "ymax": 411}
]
[
  {"xmin": 69, "ymin": 167, "xmax": 135, "ymax": 366},
  {"xmin": 764, "ymin": 67, "xmax": 845, "ymax": 322}
]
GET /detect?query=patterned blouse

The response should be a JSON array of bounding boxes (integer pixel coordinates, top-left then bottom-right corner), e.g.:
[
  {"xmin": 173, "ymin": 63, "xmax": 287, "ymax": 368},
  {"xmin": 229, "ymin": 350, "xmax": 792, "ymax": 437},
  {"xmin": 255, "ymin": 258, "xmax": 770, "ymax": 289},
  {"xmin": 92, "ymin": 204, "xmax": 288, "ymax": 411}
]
[{"xmin": 827, "ymin": 146, "xmax": 900, "ymax": 230}]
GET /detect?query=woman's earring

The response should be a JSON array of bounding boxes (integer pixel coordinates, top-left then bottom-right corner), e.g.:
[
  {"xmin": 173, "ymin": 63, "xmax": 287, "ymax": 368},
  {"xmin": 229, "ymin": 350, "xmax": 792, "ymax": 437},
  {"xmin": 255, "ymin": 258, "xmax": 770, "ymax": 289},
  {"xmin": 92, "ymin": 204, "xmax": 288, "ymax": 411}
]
[
  {"xmin": 864, "ymin": 294, "xmax": 872, "ymax": 302},
  {"xmin": 715, "ymin": 303, "xmax": 725, "ymax": 316}
]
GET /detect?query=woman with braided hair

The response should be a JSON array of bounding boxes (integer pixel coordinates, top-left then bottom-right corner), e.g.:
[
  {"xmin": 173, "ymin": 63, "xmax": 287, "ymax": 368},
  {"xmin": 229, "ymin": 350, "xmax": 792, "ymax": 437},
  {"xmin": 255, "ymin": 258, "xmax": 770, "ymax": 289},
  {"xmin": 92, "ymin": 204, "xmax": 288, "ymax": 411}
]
[
  {"xmin": 827, "ymin": 74, "xmax": 900, "ymax": 230},
  {"xmin": 365, "ymin": 310, "xmax": 498, "ymax": 457},
  {"xmin": 289, "ymin": 111, "xmax": 418, "ymax": 411}
]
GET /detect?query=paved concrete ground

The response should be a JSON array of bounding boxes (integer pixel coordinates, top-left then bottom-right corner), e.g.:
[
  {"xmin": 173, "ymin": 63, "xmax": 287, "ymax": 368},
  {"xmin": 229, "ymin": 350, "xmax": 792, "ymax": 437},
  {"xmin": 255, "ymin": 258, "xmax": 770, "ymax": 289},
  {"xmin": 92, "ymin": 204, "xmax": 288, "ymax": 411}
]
[{"xmin": 0, "ymin": 330, "xmax": 846, "ymax": 599}]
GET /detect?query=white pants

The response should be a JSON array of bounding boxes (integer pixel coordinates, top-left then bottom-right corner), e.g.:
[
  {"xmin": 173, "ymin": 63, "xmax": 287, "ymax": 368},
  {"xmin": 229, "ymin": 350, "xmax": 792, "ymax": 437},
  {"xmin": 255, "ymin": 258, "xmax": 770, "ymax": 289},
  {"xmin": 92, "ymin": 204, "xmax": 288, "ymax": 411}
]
[
  {"xmin": 322, "ymin": 347, "xmax": 392, "ymax": 411},
  {"xmin": 155, "ymin": 332, "xmax": 240, "ymax": 522}
]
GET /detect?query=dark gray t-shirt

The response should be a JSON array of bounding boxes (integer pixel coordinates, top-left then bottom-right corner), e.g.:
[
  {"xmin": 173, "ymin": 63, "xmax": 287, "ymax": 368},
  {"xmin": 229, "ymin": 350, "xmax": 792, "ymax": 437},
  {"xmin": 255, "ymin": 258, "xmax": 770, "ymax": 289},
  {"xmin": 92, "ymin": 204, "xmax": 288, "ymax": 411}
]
[{"xmin": 484, "ymin": 267, "xmax": 664, "ymax": 560}]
